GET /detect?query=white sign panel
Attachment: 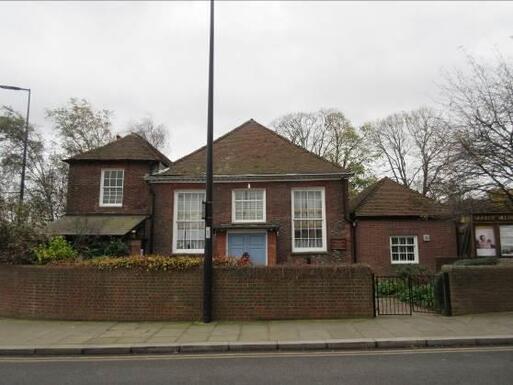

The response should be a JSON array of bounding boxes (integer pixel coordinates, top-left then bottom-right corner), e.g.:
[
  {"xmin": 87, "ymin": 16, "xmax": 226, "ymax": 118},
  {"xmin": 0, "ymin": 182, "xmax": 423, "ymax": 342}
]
[
  {"xmin": 500, "ymin": 225, "xmax": 513, "ymax": 257},
  {"xmin": 475, "ymin": 226, "xmax": 496, "ymax": 257}
]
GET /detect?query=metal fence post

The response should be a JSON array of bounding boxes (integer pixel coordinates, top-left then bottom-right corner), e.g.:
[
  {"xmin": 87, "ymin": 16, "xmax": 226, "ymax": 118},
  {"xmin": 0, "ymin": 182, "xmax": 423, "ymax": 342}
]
[
  {"xmin": 408, "ymin": 276, "xmax": 413, "ymax": 315},
  {"xmin": 372, "ymin": 274, "xmax": 377, "ymax": 317}
]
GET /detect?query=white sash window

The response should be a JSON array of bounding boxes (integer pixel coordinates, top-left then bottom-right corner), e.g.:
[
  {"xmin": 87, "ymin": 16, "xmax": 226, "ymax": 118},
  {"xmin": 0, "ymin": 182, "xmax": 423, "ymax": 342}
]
[
  {"xmin": 173, "ymin": 191, "xmax": 206, "ymax": 253},
  {"xmin": 291, "ymin": 188, "xmax": 327, "ymax": 252},
  {"xmin": 100, "ymin": 169, "xmax": 124, "ymax": 207}
]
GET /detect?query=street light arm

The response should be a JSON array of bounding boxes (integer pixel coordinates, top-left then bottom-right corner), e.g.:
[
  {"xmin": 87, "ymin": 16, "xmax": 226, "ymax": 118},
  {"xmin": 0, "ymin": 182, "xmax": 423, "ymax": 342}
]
[{"xmin": 0, "ymin": 84, "xmax": 30, "ymax": 91}]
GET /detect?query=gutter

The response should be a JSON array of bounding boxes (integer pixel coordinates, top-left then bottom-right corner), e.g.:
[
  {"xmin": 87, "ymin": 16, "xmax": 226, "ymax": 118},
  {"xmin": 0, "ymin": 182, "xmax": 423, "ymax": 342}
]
[{"xmin": 146, "ymin": 172, "xmax": 353, "ymax": 183}]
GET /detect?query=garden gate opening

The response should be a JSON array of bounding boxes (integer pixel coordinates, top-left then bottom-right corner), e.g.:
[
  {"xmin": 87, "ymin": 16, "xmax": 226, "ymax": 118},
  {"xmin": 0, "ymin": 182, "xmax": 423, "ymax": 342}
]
[{"xmin": 373, "ymin": 275, "xmax": 441, "ymax": 316}]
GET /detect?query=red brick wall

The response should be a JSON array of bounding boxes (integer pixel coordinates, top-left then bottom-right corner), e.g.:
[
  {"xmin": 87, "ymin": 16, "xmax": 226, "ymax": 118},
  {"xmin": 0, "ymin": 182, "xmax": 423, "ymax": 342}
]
[
  {"xmin": 355, "ymin": 218, "xmax": 457, "ymax": 275},
  {"xmin": 0, "ymin": 264, "xmax": 373, "ymax": 321},
  {"xmin": 444, "ymin": 265, "xmax": 513, "ymax": 315},
  {"xmin": 66, "ymin": 160, "xmax": 154, "ymax": 215},
  {"xmin": 151, "ymin": 180, "xmax": 352, "ymax": 263}
]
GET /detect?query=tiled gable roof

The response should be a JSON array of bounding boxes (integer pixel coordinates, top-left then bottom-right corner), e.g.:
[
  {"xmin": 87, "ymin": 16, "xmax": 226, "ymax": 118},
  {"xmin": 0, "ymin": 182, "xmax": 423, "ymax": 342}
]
[
  {"xmin": 350, "ymin": 177, "xmax": 447, "ymax": 217},
  {"xmin": 64, "ymin": 134, "xmax": 171, "ymax": 166},
  {"xmin": 157, "ymin": 119, "xmax": 347, "ymax": 177}
]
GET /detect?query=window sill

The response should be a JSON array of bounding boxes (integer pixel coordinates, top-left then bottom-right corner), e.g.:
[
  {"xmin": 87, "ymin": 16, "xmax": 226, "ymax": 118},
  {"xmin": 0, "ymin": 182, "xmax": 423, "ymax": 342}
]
[
  {"xmin": 291, "ymin": 250, "xmax": 328, "ymax": 255},
  {"xmin": 173, "ymin": 250, "xmax": 204, "ymax": 255},
  {"xmin": 391, "ymin": 261, "xmax": 419, "ymax": 265}
]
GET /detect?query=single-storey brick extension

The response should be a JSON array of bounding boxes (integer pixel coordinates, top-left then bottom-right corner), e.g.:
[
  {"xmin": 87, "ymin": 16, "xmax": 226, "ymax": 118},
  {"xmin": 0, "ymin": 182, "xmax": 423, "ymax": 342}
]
[
  {"xmin": 49, "ymin": 119, "xmax": 459, "ymax": 272},
  {"xmin": 350, "ymin": 177, "xmax": 457, "ymax": 274}
]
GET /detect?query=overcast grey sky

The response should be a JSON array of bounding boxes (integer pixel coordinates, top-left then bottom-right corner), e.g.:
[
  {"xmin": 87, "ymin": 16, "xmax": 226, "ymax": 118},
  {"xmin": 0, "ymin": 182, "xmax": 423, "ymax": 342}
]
[{"xmin": 1, "ymin": 1, "xmax": 513, "ymax": 159}]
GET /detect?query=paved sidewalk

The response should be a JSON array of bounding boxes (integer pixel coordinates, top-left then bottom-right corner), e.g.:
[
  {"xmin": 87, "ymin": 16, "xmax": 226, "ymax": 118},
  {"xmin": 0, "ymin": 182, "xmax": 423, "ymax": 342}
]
[{"xmin": 0, "ymin": 312, "xmax": 512, "ymax": 349}]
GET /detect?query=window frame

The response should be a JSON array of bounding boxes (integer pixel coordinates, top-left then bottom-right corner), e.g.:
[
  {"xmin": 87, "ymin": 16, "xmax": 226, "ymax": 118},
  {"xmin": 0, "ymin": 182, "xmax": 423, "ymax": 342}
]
[
  {"xmin": 99, "ymin": 169, "xmax": 124, "ymax": 208},
  {"xmin": 291, "ymin": 187, "xmax": 327, "ymax": 253},
  {"xmin": 231, "ymin": 188, "xmax": 266, "ymax": 224},
  {"xmin": 389, "ymin": 235, "xmax": 419, "ymax": 264},
  {"xmin": 172, "ymin": 189, "xmax": 206, "ymax": 254}
]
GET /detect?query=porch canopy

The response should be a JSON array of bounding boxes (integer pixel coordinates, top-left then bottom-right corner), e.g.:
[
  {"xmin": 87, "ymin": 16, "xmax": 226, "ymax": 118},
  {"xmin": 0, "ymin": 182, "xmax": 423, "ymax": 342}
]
[{"xmin": 46, "ymin": 215, "xmax": 147, "ymax": 236}]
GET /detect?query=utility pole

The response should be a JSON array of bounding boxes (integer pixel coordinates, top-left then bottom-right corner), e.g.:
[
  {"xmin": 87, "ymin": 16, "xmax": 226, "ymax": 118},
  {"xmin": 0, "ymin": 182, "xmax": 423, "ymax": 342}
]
[{"xmin": 203, "ymin": 0, "xmax": 215, "ymax": 323}]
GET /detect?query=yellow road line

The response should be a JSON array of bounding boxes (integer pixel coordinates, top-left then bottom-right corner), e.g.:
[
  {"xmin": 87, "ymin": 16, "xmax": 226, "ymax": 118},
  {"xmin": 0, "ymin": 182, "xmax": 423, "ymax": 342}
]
[{"xmin": 0, "ymin": 346, "xmax": 512, "ymax": 363}]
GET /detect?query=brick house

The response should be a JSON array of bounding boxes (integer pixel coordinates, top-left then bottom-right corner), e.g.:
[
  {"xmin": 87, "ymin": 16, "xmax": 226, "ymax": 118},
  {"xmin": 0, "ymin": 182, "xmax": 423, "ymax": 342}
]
[
  {"xmin": 350, "ymin": 177, "xmax": 458, "ymax": 274},
  {"xmin": 48, "ymin": 133, "xmax": 171, "ymax": 254},
  {"xmin": 149, "ymin": 119, "xmax": 353, "ymax": 265},
  {"xmin": 49, "ymin": 120, "xmax": 353, "ymax": 265}
]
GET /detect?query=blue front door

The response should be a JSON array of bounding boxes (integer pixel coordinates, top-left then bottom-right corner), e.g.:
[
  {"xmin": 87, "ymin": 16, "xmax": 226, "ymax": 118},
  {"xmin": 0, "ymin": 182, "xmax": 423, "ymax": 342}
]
[{"xmin": 228, "ymin": 233, "xmax": 266, "ymax": 265}]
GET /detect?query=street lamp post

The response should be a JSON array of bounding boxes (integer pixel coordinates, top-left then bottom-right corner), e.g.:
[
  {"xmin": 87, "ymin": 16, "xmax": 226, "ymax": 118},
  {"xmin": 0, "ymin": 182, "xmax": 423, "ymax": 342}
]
[
  {"xmin": 0, "ymin": 84, "xmax": 31, "ymax": 206},
  {"xmin": 203, "ymin": 0, "xmax": 215, "ymax": 323}
]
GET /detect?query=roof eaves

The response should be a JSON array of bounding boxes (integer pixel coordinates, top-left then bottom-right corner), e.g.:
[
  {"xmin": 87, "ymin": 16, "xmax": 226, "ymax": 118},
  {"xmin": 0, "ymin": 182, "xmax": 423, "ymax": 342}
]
[{"xmin": 148, "ymin": 172, "xmax": 351, "ymax": 183}]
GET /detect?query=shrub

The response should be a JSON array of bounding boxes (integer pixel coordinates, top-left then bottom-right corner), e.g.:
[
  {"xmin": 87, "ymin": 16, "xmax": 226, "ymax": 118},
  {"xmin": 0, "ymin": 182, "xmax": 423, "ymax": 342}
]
[
  {"xmin": 393, "ymin": 264, "xmax": 431, "ymax": 279},
  {"xmin": 376, "ymin": 279, "xmax": 406, "ymax": 296},
  {"xmin": 453, "ymin": 257, "xmax": 498, "ymax": 266},
  {"xmin": 103, "ymin": 239, "xmax": 129, "ymax": 257},
  {"xmin": 34, "ymin": 236, "xmax": 77, "ymax": 264},
  {"xmin": 213, "ymin": 254, "xmax": 252, "ymax": 267},
  {"xmin": 0, "ymin": 220, "xmax": 46, "ymax": 264},
  {"xmin": 71, "ymin": 236, "xmax": 129, "ymax": 258}
]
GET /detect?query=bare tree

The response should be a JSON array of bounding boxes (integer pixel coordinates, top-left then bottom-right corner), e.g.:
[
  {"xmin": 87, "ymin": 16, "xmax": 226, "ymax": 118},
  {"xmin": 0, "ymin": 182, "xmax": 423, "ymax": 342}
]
[
  {"xmin": 366, "ymin": 107, "xmax": 453, "ymax": 197},
  {"xmin": 272, "ymin": 112, "xmax": 330, "ymax": 157},
  {"xmin": 46, "ymin": 98, "xmax": 113, "ymax": 157},
  {"xmin": 0, "ymin": 106, "xmax": 66, "ymax": 223},
  {"xmin": 441, "ymin": 55, "xmax": 513, "ymax": 205},
  {"xmin": 127, "ymin": 116, "xmax": 168, "ymax": 150},
  {"xmin": 27, "ymin": 151, "xmax": 68, "ymax": 222},
  {"xmin": 272, "ymin": 109, "xmax": 376, "ymax": 194}
]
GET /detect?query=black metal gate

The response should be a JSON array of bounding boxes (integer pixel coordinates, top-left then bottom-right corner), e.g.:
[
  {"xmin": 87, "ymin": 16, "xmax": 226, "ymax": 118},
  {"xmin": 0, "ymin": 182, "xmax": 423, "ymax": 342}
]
[{"xmin": 374, "ymin": 275, "xmax": 439, "ymax": 316}]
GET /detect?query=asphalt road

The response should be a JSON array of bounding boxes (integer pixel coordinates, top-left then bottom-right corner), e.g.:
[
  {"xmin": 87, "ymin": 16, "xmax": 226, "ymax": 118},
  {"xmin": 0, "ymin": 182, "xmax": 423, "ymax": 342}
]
[{"xmin": 0, "ymin": 347, "xmax": 512, "ymax": 385}]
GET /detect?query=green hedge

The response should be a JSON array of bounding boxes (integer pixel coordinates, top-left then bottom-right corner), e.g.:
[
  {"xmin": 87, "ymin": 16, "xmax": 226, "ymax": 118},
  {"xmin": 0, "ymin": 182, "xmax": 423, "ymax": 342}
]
[{"xmin": 53, "ymin": 254, "xmax": 252, "ymax": 271}]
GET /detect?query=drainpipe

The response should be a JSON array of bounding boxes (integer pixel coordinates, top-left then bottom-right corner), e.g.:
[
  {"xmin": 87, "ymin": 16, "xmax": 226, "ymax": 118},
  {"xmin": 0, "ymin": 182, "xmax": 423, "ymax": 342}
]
[
  {"xmin": 351, "ymin": 215, "xmax": 357, "ymax": 263},
  {"xmin": 149, "ymin": 181, "xmax": 156, "ymax": 255}
]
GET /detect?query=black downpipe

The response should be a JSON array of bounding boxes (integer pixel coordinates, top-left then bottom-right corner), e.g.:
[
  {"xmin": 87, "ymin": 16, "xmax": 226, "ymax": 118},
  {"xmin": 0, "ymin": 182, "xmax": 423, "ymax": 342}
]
[
  {"xmin": 203, "ymin": 0, "xmax": 215, "ymax": 323},
  {"xmin": 149, "ymin": 183, "xmax": 156, "ymax": 254},
  {"xmin": 351, "ymin": 218, "xmax": 357, "ymax": 263}
]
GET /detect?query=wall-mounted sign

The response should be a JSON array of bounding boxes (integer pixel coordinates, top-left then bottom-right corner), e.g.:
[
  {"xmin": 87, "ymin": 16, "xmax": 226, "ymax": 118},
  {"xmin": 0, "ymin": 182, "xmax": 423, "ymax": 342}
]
[
  {"xmin": 474, "ymin": 214, "xmax": 513, "ymax": 223},
  {"xmin": 475, "ymin": 226, "xmax": 496, "ymax": 257}
]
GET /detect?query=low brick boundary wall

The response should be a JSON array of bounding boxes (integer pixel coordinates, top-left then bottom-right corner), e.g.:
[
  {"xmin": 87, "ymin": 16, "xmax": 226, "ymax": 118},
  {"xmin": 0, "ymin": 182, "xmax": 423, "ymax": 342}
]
[
  {"xmin": 443, "ymin": 265, "xmax": 513, "ymax": 315},
  {"xmin": 0, "ymin": 264, "xmax": 373, "ymax": 321}
]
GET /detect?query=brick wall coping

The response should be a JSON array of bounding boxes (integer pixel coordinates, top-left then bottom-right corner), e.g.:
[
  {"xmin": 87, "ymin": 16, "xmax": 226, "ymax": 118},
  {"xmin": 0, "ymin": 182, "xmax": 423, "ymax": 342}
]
[{"xmin": 442, "ymin": 264, "xmax": 513, "ymax": 271}]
